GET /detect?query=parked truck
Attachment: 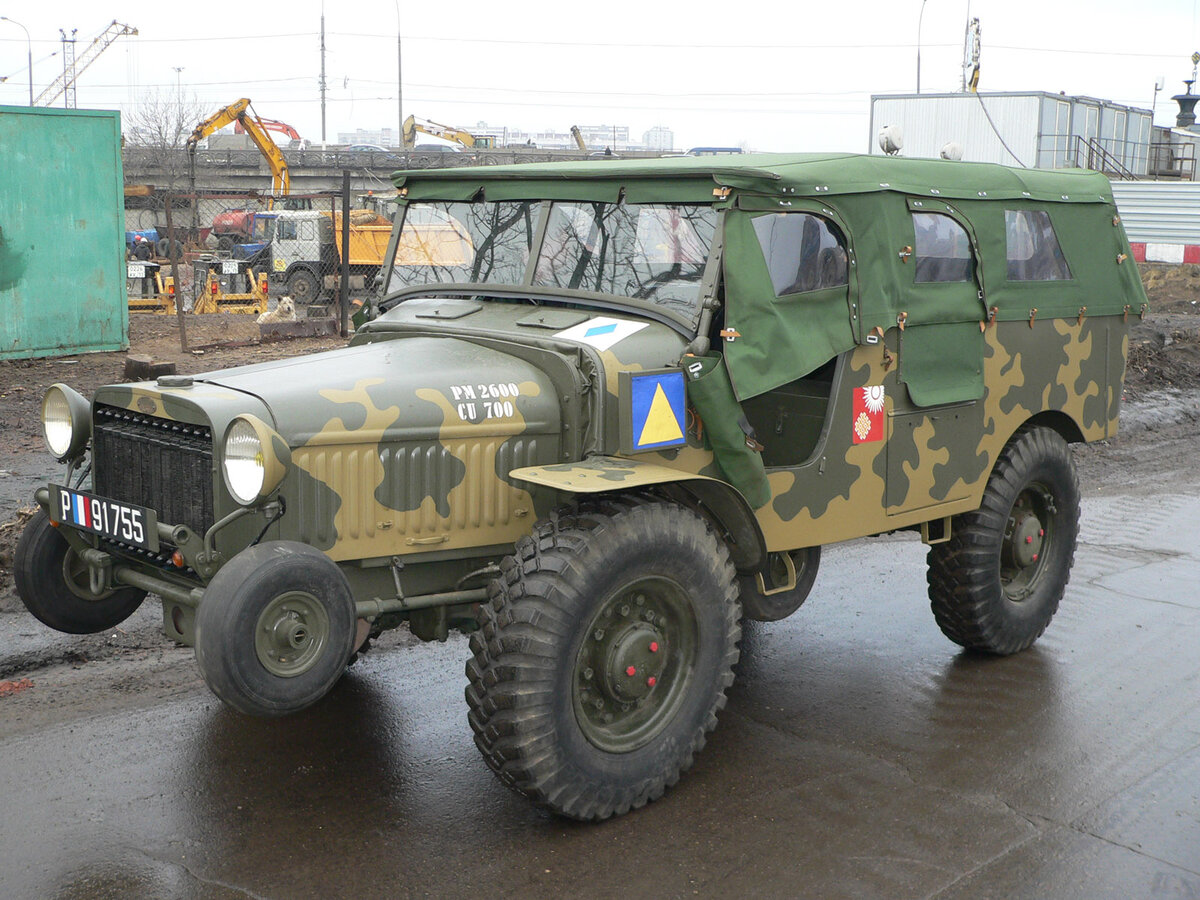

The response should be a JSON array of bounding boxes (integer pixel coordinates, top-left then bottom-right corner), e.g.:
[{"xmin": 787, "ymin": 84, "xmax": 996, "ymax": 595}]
[{"xmin": 250, "ymin": 208, "xmax": 393, "ymax": 304}]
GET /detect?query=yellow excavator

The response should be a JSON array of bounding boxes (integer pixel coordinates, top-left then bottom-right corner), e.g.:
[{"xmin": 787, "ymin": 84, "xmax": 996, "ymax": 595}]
[
  {"xmin": 187, "ymin": 98, "xmax": 290, "ymax": 195},
  {"xmin": 402, "ymin": 115, "xmax": 494, "ymax": 150}
]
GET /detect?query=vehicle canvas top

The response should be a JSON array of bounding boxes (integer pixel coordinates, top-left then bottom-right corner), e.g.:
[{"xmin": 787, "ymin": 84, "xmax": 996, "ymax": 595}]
[{"xmin": 391, "ymin": 153, "xmax": 1145, "ymax": 402}]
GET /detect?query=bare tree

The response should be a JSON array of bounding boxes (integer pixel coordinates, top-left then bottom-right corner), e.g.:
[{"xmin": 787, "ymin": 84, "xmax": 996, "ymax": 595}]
[{"xmin": 123, "ymin": 89, "xmax": 208, "ymax": 190}]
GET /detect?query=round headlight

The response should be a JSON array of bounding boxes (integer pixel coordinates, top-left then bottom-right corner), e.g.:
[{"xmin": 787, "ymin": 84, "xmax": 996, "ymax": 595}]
[
  {"xmin": 221, "ymin": 415, "xmax": 290, "ymax": 507},
  {"xmin": 41, "ymin": 384, "xmax": 91, "ymax": 460},
  {"xmin": 223, "ymin": 419, "xmax": 266, "ymax": 505}
]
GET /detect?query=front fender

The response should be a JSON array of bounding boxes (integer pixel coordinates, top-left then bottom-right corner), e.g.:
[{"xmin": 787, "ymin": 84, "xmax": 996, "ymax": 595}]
[{"xmin": 510, "ymin": 455, "xmax": 767, "ymax": 571}]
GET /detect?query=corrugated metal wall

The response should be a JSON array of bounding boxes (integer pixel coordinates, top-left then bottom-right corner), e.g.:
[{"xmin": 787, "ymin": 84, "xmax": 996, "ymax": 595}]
[
  {"xmin": 1111, "ymin": 181, "xmax": 1200, "ymax": 243},
  {"xmin": 870, "ymin": 94, "xmax": 1041, "ymax": 166},
  {"xmin": 0, "ymin": 106, "xmax": 127, "ymax": 359}
]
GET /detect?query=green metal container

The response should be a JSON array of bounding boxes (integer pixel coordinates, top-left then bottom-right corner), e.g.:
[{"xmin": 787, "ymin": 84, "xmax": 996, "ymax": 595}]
[{"xmin": 0, "ymin": 106, "xmax": 127, "ymax": 359}]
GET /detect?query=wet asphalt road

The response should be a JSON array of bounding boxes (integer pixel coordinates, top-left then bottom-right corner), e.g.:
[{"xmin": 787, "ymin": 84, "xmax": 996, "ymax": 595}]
[{"xmin": 2, "ymin": 483, "xmax": 1199, "ymax": 899}]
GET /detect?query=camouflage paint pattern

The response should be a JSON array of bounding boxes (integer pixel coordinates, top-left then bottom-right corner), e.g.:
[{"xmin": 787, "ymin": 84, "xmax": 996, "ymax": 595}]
[{"xmin": 42, "ymin": 155, "xmax": 1137, "ymax": 611}]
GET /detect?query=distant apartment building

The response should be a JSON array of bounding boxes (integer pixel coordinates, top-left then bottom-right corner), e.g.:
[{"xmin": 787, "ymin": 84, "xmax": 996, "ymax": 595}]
[
  {"xmin": 336, "ymin": 128, "xmax": 400, "ymax": 147},
  {"xmin": 350, "ymin": 121, "xmax": 674, "ymax": 152}
]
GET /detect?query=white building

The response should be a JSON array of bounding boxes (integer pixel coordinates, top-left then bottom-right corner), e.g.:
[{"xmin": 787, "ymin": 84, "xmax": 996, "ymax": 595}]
[{"xmin": 869, "ymin": 91, "xmax": 1153, "ymax": 176}]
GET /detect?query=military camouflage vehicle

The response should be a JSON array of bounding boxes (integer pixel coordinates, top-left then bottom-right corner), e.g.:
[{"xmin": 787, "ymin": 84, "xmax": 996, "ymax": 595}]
[{"xmin": 16, "ymin": 154, "xmax": 1143, "ymax": 820}]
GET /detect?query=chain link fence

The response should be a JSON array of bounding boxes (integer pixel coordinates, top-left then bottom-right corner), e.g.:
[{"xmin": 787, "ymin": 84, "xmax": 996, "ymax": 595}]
[{"xmin": 124, "ymin": 181, "xmax": 393, "ymax": 349}]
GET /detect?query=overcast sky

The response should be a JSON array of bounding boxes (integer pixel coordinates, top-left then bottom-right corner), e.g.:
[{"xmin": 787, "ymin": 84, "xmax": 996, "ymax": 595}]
[{"xmin": 2, "ymin": 0, "xmax": 1199, "ymax": 151}]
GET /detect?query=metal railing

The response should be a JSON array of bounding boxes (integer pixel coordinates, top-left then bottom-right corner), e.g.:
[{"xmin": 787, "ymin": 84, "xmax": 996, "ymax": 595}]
[
  {"xmin": 1147, "ymin": 141, "xmax": 1197, "ymax": 181},
  {"xmin": 1069, "ymin": 135, "xmax": 1136, "ymax": 181}
]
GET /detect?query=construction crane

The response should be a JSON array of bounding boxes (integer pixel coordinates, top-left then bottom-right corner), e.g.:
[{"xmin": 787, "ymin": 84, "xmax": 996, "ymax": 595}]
[
  {"xmin": 34, "ymin": 20, "xmax": 137, "ymax": 108},
  {"xmin": 187, "ymin": 98, "xmax": 291, "ymax": 195},
  {"xmin": 570, "ymin": 125, "xmax": 588, "ymax": 152},
  {"xmin": 402, "ymin": 114, "xmax": 494, "ymax": 149}
]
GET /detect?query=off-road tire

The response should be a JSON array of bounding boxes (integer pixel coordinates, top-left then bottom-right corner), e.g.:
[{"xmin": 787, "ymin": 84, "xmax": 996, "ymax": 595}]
[
  {"xmin": 286, "ymin": 269, "xmax": 322, "ymax": 305},
  {"xmin": 195, "ymin": 542, "xmax": 357, "ymax": 716},
  {"xmin": 927, "ymin": 426, "xmax": 1080, "ymax": 654},
  {"xmin": 14, "ymin": 510, "xmax": 146, "ymax": 634},
  {"xmin": 738, "ymin": 546, "xmax": 821, "ymax": 622},
  {"xmin": 466, "ymin": 497, "xmax": 741, "ymax": 821}
]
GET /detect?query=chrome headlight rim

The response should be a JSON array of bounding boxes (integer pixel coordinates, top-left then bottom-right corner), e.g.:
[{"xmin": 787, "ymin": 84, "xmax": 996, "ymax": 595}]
[
  {"xmin": 220, "ymin": 415, "xmax": 290, "ymax": 507},
  {"xmin": 41, "ymin": 384, "xmax": 91, "ymax": 461}
]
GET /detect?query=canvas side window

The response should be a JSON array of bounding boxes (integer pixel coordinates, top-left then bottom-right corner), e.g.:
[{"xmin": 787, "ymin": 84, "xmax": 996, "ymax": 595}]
[
  {"xmin": 912, "ymin": 212, "xmax": 973, "ymax": 283},
  {"xmin": 1005, "ymin": 209, "xmax": 1072, "ymax": 281},
  {"xmin": 277, "ymin": 219, "xmax": 298, "ymax": 241},
  {"xmin": 751, "ymin": 213, "xmax": 848, "ymax": 297}
]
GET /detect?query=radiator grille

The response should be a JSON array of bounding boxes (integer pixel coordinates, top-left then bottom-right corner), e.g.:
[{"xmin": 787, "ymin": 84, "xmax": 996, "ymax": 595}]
[{"xmin": 92, "ymin": 404, "xmax": 214, "ymax": 536}]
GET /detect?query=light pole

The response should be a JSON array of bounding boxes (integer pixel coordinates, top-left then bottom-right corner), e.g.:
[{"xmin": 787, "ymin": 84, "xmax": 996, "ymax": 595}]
[
  {"xmin": 394, "ymin": 0, "xmax": 403, "ymax": 148},
  {"xmin": 0, "ymin": 16, "xmax": 33, "ymax": 106},
  {"xmin": 916, "ymin": 0, "xmax": 929, "ymax": 94}
]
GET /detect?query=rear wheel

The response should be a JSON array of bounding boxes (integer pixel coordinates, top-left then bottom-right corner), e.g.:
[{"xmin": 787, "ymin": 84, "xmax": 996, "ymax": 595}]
[
  {"xmin": 927, "ymin": 426, "xmax": 1080, "ymax": 654},
  {"xmin": 466, "ymin": 497, "xmax": 741, "ymax": 820},
  {"xmin": 14, "ymin": 510, "xmax": 146, "ymax": 634},
  {"xmin": 195, "ymin": 542, "xmax": 357, "ymax": 716},
  {"xmin": 286, "ymin": 269, "xmax": 322, "ymax": 305}
]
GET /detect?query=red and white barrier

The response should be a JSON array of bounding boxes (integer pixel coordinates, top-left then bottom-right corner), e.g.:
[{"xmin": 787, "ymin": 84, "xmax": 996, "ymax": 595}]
[{"xmin": 1129, "ymin": 242, "xmax": 1200, "ymax": 265}]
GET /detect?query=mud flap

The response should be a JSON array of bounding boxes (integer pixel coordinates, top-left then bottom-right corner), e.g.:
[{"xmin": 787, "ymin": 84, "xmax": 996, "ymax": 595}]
[{"xmin": 683, "ymin": 353, "xmax": 771, "ymax": 509}]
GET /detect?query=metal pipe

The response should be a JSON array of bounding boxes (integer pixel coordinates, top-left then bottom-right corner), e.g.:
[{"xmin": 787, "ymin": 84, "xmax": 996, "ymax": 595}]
[
  {"xmin": 114, "ymin": 566, "xmax": 204, "ymax": 608},
  {"xmin": 356, "ymin": 587, "xmax": 488, "ymax": 619},
  {"xmin": 203, "ymin": 506, "xmax": 256, "ymax": 559}
]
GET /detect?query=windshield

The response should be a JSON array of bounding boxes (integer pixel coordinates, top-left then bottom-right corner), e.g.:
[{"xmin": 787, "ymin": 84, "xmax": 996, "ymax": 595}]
[
  {"xmin": 253, "ymin": 216, "xmax": 275, "ymax": 242},
  {"xmin": 533, "ymin": 203, "xmax": 714, "ymax": 311},
  {"xmin": 389, "ymin": 201, "xmax": 535, "ymax": 287},
  {"xmin": 387, "ymin": 200, "xmax": 717, "ymax": 319}
]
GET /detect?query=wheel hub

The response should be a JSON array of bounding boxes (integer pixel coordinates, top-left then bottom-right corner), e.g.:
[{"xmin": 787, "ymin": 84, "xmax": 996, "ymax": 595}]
[
  {"xmin": 270, "ymin": 615, "xmax": 311, "ymax": 652},
  {"xmin": 599, "ymin": 622, "xmax": 666, "ymax": 702},
  {"xmin": 1007, "ymin": 509, "xmax": 1045, "ymax": 569},
  {"xmin": 573, "ymin": 579, "xmax": 698, "ymax": 753},
  {"xmin": 255, "ymin": 591, "xmax": 330, "ymax": 677}
]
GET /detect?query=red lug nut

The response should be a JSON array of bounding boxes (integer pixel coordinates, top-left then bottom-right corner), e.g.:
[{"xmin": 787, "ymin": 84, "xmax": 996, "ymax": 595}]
[
  {"xmin": 649, "ymin": 642, "xmax": 659, "ymax": 653},
  {"xmin": 647, "ymin": 677, "xmax": 657, "ymax": 687},
  {"xmin": 626, "ymin": 666, "xmax": 636, "ymax": 677}
]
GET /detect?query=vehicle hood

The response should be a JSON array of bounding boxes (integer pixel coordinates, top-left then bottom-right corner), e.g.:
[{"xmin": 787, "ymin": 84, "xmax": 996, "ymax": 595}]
[{"xmin": 195, "ymin": 336, "xmax": 561, "ymax": 447}]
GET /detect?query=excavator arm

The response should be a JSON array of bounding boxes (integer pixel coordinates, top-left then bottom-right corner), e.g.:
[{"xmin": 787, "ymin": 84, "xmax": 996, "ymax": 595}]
[
  {"xmin": 402, "ymin": 114, "xmax": 493, "ymax": 149},
  {"xmin": 187, "ymin": 98, "xmax": 291, "ymax": 195}
]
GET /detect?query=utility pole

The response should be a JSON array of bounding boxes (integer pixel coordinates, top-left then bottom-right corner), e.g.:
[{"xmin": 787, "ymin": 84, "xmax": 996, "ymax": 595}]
[
  {"xmin": 319, "ymin": 6, "xmax": 327, "ymax": 143},
  {"xmin": 394, "ymin": 1, "xmax": 402, "ymax": 148}
]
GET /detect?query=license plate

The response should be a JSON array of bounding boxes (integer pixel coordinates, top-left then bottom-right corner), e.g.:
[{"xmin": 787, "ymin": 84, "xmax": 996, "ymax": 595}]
[
  {"xmin": 49, "ymin": 485, "xmax": 159, "ymax": 552},
  {"xmin": 221, "ymin": 260, "xmax": 240, "ymax": 275},
  {"xmin": 127, "ymin": 263, "xmax": 146, "ymax": 279}
]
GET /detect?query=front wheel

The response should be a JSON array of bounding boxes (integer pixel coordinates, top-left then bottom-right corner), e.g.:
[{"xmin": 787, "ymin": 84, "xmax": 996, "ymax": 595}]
[
  {"xmin": 466, "ymin": 497, "xmax": 741, "ymax": 820},
  {"xmin": 927, "ymin": 426, "xmax": 1080, "ymax": 654},
  {"xmin": 14, "ymin": 510, "xmax": 146, "ymax": 634},
  {"xmin": 194, "ymin": 542, "xmax": 357, "ymax": 716}
]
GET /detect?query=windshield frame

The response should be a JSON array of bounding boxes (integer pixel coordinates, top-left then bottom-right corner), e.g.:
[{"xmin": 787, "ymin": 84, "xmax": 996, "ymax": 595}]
[{"xmin": 380, "ymin": 199, "xmax": 722, "ymax": 333}]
